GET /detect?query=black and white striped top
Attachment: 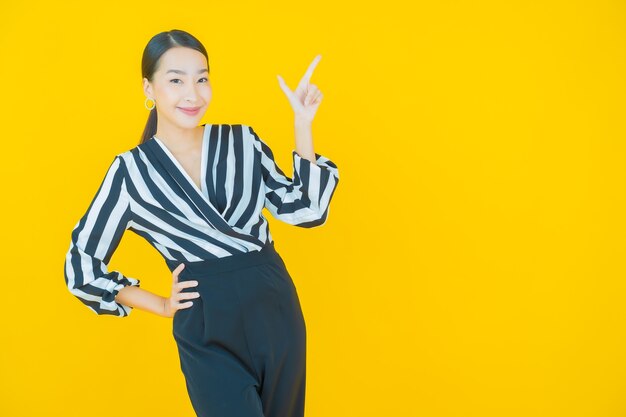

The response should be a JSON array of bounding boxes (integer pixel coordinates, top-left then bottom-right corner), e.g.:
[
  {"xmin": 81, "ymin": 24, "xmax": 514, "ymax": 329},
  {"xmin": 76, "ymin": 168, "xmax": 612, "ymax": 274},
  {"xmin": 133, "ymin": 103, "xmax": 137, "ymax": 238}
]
[{"xmin": 64, "ymin": 124, "xmax": 340, "ymax": 317}]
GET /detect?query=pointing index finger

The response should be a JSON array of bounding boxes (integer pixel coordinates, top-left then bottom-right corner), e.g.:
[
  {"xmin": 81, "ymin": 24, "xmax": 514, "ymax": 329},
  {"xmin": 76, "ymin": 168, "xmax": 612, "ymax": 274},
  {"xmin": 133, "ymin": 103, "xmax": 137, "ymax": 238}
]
[{"xmin": 297, "ymin": 54, "xmax": 322, "ymax": 90}]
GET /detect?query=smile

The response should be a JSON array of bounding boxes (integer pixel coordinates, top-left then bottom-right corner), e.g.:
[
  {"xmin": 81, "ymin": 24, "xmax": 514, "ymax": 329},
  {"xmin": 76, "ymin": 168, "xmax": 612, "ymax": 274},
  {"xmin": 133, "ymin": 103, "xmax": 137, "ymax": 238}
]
[{"xmin": 178, "ymin": 106, "xmax": 201, "ymax": 116}]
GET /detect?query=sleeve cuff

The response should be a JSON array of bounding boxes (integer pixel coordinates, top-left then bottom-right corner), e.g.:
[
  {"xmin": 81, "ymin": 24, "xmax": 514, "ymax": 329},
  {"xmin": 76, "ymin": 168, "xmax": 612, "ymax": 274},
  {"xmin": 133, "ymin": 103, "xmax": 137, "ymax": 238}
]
[
  {"xmin": 105, "ymin": 274, "xmax": 141, "ymax": 313},
  {"xmin": 292, "ymin": 150, "xmax": 340, "ymax": 180}
]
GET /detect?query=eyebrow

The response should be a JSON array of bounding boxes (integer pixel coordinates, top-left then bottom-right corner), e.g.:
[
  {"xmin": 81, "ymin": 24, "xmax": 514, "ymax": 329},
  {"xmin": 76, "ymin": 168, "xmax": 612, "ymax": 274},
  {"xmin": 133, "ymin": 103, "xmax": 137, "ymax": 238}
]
[{"xmin": 165, "ymin": 68, "xmax": 209, "ymax": 75}]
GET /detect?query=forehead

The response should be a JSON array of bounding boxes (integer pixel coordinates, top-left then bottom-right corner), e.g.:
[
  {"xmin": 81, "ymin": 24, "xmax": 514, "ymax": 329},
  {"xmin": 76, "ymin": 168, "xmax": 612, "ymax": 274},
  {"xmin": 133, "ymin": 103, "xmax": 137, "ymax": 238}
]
[{"xmin": 158, "ymin": 47, "xmax": 208, "ymax": 74}]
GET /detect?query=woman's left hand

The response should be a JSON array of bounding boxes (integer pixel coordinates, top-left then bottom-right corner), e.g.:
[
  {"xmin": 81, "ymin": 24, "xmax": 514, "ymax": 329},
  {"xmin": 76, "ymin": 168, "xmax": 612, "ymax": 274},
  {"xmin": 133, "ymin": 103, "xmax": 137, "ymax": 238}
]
[{"xmin": 277, "ymin": 54, "xmax": 324, "ymax": 124}]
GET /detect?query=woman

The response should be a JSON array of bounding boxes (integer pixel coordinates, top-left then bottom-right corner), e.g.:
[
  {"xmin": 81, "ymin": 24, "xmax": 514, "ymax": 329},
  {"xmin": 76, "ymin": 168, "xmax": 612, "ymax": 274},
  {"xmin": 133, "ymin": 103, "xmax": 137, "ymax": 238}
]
[{"xmin": 63, "ymin": 29, "xmax": 339, "ymax": 417}]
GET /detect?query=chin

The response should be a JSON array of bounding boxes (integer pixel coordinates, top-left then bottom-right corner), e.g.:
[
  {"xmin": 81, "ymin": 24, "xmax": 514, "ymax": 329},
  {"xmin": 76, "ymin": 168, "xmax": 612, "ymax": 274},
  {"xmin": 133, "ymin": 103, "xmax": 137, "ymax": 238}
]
[{"xmin": 176, "ymin": 114, "xmax": 204, "ymax": 127}]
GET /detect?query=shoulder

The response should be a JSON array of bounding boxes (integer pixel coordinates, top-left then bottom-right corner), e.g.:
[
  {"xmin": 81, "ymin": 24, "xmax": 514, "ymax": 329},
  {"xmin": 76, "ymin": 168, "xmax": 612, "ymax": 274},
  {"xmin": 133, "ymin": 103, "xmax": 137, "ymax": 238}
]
[
  {"xmin": 113, "ymin": 147, "xmax": 141, "ymax": 177},
  {"xmin": 235, "ymin": 123, "xmax": 264, "ymax": 144},
  {"xmin": 223, "ymin": 123, "xmax": 261, "ymax": 146},
  {"xmin": 115, "ymin": 150, "xmax": 134, "ymax": 166},
  {"xmin": 114, "ymin": 134, "xmax": 156, "ymax": 166},
  {"xmin": 223, "ymin": 123, "xmax": 255, "ymax": 136}
]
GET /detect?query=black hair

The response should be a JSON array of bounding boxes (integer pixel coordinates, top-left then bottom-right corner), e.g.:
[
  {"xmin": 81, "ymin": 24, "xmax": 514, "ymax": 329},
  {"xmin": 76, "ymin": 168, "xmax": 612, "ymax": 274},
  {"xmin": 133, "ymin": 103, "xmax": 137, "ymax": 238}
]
[{"xmin": 139, "ymin": 29, "xmax": 209, "ymax": 144}]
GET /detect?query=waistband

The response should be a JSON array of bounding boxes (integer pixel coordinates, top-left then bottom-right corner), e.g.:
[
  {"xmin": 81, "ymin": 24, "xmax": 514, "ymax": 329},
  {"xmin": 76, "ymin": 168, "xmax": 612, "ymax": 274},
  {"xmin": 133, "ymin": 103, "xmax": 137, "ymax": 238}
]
[{"xmin": 165, "ymin": 241, "xmax": 281, "ymax": 279}]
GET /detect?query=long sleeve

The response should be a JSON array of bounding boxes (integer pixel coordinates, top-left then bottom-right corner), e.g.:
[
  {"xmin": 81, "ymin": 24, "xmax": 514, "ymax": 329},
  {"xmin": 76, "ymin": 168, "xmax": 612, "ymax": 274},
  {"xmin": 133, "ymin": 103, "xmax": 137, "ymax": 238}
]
[
  {"xmin": 249, "ymin": 126, "xmax": 340, "ymax": 227},
  {"xmin": 64, "ymin": 155, "xmax": 140, "ymax": 317}
]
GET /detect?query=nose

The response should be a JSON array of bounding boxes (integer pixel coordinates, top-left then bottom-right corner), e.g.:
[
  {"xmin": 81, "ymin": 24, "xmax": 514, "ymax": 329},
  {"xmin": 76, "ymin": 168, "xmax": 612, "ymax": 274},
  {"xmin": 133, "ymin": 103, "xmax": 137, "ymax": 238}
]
[{"xmin": 183, "ymin": 85, "xmax": 200, "ymax": 103}]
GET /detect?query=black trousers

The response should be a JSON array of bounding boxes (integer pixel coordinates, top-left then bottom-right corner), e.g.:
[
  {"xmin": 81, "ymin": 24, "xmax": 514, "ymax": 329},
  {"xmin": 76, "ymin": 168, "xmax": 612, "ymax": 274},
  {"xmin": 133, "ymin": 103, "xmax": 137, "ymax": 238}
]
[{"xmin": 166, "ymin": 241, "xmax": 307, "ymax": 417}]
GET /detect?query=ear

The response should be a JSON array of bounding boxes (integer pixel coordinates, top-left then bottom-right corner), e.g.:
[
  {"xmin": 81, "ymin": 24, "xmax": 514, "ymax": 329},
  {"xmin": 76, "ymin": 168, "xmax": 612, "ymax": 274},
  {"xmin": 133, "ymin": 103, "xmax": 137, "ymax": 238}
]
[{"xmin": 142, "ymin": 78, "xmax": 153, "ymax": 97}]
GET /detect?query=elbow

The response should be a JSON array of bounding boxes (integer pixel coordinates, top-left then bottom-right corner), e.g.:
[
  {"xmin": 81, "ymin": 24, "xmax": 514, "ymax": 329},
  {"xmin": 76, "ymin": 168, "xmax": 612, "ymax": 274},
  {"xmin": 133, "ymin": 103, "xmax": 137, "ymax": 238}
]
[
  {"xmin": 288, "ymin": 208, "xmax": 331, "ymax": 228},
  {"xmin": 265, "ymin": 190, "xmax": 337, "ymax": 227},
  {"xmin": 294, "ymin": 218, "xmax": 327, "ymax": 228},
  {"xmin": 299, "ymin": 210, "xmax": 330, "ymax": 228},
  {"xmin": 64, "ymin": 271, "xmax": 137, "ymax": 318},
  {"xmin": 67, "ymin": 286, "xmax": 104, "ymax": 316},
  {"xmin": 67, "ymin": 285, "xmax": 131, "ymax": 317},
  {"xmin": 293, "ymin": 181, "xmax": 338, "ymax": 228}
]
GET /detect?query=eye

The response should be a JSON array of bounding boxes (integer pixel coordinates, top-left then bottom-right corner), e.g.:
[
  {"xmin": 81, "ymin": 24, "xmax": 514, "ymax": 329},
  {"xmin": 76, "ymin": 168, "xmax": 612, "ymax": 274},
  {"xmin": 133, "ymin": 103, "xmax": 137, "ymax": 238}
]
[
  {"xmin": 170, "ymin": 79, "xmax": 182, "ymax": 84},
  {"xmin": 199, "ymin": 77, "xmax": 208, "ymax": 83}
]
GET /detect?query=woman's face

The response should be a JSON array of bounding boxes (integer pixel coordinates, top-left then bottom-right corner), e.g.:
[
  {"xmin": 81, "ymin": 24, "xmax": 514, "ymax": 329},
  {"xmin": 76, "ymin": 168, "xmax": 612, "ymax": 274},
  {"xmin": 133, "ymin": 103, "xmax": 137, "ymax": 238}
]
[{"xmin": 143, "ymin": 46, "xmax": 212, "ymax": 129}]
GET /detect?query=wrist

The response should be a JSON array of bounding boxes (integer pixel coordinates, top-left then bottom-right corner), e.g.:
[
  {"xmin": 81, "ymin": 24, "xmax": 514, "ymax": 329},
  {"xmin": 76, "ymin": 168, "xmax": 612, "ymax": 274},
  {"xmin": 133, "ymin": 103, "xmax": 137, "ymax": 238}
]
[
  {"xmin": 294, "ymin": 117, "xmax": 312, "ymax": 128},
  {"xmin": 162, "ymin": 296, "xmax": 170, "ymax": 318}
]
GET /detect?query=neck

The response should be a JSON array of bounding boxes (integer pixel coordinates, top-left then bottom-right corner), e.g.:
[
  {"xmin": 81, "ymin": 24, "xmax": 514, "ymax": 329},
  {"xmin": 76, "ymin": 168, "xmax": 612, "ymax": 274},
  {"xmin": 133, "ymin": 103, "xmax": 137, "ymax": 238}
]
[{"xmin": 154, "ymin": 123, "xmax": 205, "ymax": 152}]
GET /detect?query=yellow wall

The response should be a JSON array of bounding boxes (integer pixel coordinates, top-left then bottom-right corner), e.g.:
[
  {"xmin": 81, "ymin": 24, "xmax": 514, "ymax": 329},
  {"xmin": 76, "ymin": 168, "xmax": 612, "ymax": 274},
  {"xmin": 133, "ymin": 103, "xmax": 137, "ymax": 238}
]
[{"xmin": 1, "ymin": 1, "xmax": 625, "ymax": 416}]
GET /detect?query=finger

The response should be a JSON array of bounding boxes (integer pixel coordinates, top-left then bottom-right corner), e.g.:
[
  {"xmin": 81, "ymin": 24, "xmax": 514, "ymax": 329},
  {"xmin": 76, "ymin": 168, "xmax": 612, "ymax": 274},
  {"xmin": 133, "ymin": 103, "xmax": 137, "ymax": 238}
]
[
  {"xmin": 179, "ymin": 291, "xmax": 201, "ymax": 300},
  {"xmin": 176, "ymin": 281, "xmax": 198, "ymax": 292},
  {"xmin": 173, "ymin": 263, "xmax": 185, "ymax": 283},
  {"xmin": 304, "ymin": 95, "xmax": 319, "ymax": 106},
  {"xmin": 304, "ymin": 85, "xmax": 319, "ymax": 102},
  {"xmin": 278, "ymin": 74, "xmax": 304, "ymax": 111},
  {"xmin": 308, "ymin": 92, "xmax": 323, "ymax": 110},
  {"xmin": 296, "ymin": 54, "xmax": 322, "ymax": 92},
  {"xmin": 174, "ymin": 290, "xmax": 195, "ymax": 302},
  {"xmin": 305, "ymin": 88, "xmax": 320, "ymax": 106},
  {"xmin": 179, "ymin": 301, "xmax": 194, "ymax": 309},
  {"xmin": 277, "ymin": 74, "xmax": 292, "ymax": 95},
  {"xmin": 297, "ymin": 55, "xmax": 322, "ymax": 90}
]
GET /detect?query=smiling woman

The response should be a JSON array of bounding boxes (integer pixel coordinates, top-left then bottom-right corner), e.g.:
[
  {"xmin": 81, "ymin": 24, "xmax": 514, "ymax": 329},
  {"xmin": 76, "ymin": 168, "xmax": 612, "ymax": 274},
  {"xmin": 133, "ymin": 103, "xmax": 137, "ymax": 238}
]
[
  {"xmin": 140, "ymin": 38, "xmax": 212, "ymax": 146},
  {"xmin": 63, "ymin": 29, "xmax": 339, "ymax": 417}
]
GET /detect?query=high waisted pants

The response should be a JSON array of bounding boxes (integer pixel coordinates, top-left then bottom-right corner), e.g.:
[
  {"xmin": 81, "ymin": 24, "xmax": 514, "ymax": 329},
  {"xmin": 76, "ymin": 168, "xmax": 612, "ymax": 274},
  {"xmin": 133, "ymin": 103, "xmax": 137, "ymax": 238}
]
[{"xmin": 166, "ymin": 241, "xmax": 307, "ymax": 417}]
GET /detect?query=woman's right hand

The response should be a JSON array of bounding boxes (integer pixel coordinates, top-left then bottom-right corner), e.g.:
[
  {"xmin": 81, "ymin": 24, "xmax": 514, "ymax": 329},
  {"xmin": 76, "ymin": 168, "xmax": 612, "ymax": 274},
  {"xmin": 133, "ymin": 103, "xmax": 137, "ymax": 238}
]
[{"xmin": 163, "ymin": 263, "xmax": 200, "ymax": 318}]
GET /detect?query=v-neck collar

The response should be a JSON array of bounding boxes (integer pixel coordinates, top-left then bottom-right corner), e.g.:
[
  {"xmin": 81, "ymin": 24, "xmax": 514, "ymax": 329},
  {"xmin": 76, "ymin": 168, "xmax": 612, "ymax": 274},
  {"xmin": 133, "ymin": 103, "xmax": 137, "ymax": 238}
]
[
  {"xmin": 144, "ymin": 125, "xmax": 230, "ymax": 230},
  {"xmin": 140, "ymin": 125, "xmax": 265, "ymax": 249},
  {"xmin": 152, "ymin": 124, "xmax": 209, "ymax": 200}
]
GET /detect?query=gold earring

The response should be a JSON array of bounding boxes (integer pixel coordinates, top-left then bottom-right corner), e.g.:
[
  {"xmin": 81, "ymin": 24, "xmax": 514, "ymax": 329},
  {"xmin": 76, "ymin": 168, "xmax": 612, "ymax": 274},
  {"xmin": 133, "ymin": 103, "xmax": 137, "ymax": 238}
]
[{"xmin": 145, "ymin": 97, "xmax": 156, "ymax": 110}]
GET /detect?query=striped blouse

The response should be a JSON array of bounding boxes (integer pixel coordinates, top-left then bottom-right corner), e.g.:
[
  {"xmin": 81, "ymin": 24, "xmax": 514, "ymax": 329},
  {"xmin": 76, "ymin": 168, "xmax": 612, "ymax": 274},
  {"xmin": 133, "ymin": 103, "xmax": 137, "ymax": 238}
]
[{"xmin": 64, "ymin": 123, "xmax": 340, "ymax": 317}]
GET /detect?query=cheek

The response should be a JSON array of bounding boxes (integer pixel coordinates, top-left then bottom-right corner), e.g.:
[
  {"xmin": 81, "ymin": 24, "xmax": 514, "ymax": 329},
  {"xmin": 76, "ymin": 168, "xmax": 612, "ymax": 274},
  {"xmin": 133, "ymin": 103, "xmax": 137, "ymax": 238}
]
[
  {"xmin": 161, "ymin": 86, "xmax": 181, "ymax": 102},
  {"xmin": 153, "ymin": 87, "xmax": 179, "ymax": 108},
  {"xmin": 201, "ymin": 85, "xmax": 212, "ymax": 102}
]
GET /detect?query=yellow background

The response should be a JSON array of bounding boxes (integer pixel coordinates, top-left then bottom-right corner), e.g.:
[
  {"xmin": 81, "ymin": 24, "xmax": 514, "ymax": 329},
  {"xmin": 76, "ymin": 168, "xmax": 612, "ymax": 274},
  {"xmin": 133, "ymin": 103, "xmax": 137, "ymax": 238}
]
[{"xmin": 1, "ymin": 1, "xmax": 625, "ymax": 416}]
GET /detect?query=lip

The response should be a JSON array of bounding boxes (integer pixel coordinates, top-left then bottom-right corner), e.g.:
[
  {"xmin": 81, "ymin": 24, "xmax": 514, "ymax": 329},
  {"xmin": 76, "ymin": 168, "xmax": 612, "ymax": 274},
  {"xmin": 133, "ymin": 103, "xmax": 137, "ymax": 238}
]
[{"xmin": 178, "ymin": 106, "xmax": 202, "ymax": 116}]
